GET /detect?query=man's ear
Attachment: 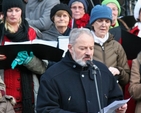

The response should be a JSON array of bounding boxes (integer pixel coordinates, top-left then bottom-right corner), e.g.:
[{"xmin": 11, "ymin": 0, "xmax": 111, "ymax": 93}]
[{"xmin": 68, "ymin": 44, "xmax": 72, "ymax": 53}]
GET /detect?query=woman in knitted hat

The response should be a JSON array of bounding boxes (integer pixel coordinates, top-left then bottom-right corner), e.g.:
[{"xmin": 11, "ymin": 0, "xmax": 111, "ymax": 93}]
[
  {"xmin": 42, "ymin": 3, "xmax": 72, "ymax": 41},
  {"xmin": 90, "ymin": 5, "xmax": 130, "ymax": 97},
  {"xmin": 68, "ymin": 0, "xmax": 90, "ymax": 28},
  {"xmin": 0, "ymin": 0, "xmax": 48, "ymax": 112},
  {"xmin": 102, "ymin": 0, "xmax": 130, "ymax": 41}
]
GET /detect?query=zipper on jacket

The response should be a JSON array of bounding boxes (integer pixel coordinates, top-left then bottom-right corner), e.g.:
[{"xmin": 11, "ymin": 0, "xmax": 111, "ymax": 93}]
[{"xmin": 101, "ymin": 45, "xmax": 106, "ymax": 64}]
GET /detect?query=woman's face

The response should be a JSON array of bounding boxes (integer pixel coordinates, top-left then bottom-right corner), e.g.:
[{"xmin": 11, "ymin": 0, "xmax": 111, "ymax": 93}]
[
  {"xmin": 54, "ymin": 11, "xmax": 70, "ymax": 28},
  {"xmin": 92, "ymin": 19, "xmax": 111, "ymax": 38},
  {"xmin": 106, "ymin": 3, "xmax": 118, "ymax": 25},
  {"xmin": 6, "ymin": 7, "xmax": 22, "ymax": 25},
  {"xmin": 71, "ymin": 2, "xmax": 85, "ymax": 19}
]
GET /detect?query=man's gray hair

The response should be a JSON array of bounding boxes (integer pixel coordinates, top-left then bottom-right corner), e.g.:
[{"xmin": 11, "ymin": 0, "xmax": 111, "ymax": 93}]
[{"xmin": 69, "ymin": 28, "xmax": 94, "ymax": 45}]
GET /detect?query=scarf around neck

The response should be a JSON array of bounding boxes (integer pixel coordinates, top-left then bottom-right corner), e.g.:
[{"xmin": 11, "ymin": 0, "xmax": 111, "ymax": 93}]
[
  {"xmin": 110, "ymin": 20, "xmax": 119, "ymax": 29},
  {"xmin": 68, "ymin": 13, "xmax": 90, "ymax": 28},
  {"xmin": 0, "ymin": 20, "xmax": 29, "ymax": 43},
  {"xmin": 92, "ymin": 31, "xmax": 109, "ymax": 46}
]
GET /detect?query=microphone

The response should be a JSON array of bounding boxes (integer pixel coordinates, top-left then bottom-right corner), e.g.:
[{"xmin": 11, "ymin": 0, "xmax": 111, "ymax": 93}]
[
  {"xmin": 86, "ymin": 60, "xmax": 104, "ymax": 113},
  {"xmin": 86, "ymin": 60, "xmax": 98, "ymax": 70}
]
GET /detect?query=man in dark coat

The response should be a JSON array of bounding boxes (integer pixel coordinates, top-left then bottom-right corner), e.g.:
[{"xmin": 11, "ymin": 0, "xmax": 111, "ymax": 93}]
[{"xmin": 36, "ymin": 28, "xmax": 127, "ymax": 113}]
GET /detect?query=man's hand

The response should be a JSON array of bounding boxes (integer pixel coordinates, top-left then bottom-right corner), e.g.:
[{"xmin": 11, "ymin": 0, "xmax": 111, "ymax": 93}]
[{"xmin": 115, "ymin": 104, "xmax": 127, "ymax": 113}]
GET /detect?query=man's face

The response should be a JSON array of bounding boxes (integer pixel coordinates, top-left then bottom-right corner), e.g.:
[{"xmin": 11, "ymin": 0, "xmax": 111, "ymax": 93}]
[{"xmin": 68, "ymin": 33, "xmax": 94, "ymax": 66}]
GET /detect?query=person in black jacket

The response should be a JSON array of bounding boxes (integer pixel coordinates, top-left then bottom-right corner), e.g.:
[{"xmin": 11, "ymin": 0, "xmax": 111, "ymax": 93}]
[{"xmin": 36, "ymin": 28, "xmax": 127, "ymax": 113}]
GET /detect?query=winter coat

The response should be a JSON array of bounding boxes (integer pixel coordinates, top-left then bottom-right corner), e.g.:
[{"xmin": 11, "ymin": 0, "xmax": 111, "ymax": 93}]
[
  {"xmin": 37, "ymin": 51, "xmax": 123, "ymax": 113},
  {"xmin": 93, "ymin": 33, "xmax": 130, "ymax": 89},
  {"xmin": 25, "ymin": 0, "xmax": 60, "ymax": 37},
  {"xmin": 42, "ymin": 24, "xmax": 71, "ymax": 41},
  {"xmin": 129, "ymin": 52, "xmax": 141, "ymax": 113},
  {"xmin": 0, "ymin": 97, "xmax": 15, "ymax": 113}
]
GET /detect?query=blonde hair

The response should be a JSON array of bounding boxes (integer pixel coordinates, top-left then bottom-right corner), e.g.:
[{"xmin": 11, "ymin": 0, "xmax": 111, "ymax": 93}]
[{"xmin": 4, "ymin": 17, "xmax": 22, "ymax": 33}]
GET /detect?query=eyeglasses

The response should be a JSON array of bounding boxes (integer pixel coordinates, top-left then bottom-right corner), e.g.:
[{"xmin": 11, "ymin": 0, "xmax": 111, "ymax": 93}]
[{"xmin": 71, "ymin": 6, "xmax": 84, "ymax": 11}]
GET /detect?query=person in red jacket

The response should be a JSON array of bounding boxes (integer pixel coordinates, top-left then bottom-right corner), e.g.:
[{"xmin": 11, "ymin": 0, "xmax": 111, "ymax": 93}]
[{"xmin": 0, "ymin": 0, "xmax": 47, "ymax": 113}]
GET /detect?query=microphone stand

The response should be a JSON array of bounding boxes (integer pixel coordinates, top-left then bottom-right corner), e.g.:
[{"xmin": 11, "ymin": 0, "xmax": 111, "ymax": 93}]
[{"xmin": 92, "ymin": 67, "xmax": 104, "ymax": 113}]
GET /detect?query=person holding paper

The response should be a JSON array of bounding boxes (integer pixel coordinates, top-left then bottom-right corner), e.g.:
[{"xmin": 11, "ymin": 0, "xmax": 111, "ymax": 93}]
[
  {"xmin": 0, "ymin": 0, "xmax": 48, "ymax": 112},
  {"xmin": 129, "ymin": 51, "xmax": 141, "ymax": 113},
  {"xmin": 37, "ymin": 28, "xmax": 127, "ymax": 113},
  {"xmin": 42, "ymin": 3, "xmax": 72, "ymax": 41},
  {"xmin": 89, "ymin": 5, "xmax": 130, "ymax": 91}
]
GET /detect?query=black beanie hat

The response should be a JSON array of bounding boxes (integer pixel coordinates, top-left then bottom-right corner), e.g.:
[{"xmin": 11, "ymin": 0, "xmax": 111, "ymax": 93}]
[
  {"xmin": 2, "ymin": 0, "xmax": 25, "ymax": 19},
  {"xmin": 50, "ymin": 3, "xmax": 72, "ymax": 22}
]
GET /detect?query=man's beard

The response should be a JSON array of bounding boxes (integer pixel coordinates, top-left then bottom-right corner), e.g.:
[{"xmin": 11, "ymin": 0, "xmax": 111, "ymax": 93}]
[
  {"xmin": 72, "ymin": 51, "xmax": 91, "ymax": 67},
  {"xmin": 75, "ymin": 58, "xmax": 87, "ymax": 67}
]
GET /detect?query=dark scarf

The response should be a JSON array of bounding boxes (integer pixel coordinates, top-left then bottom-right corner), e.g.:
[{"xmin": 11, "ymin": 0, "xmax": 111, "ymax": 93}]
[{"xmin": 0, "ymin": 20, "xmax": 34, "ymax": 113}]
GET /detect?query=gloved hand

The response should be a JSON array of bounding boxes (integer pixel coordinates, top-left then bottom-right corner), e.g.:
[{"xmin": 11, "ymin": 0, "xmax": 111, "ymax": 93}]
[{"xmin": 11, "ymin": 51, "xmax": 34, "ymax": 69}]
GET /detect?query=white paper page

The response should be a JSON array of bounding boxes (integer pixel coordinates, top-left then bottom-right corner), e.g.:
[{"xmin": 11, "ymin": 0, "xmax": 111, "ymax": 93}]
[
  {"xmin": 4, "ymin": 39, "xmax": 57, "ymax": 48},
  {"xmin": 32, "ymin": 39, "xmax": 57, "ymax": 47},
  {"xmin": 58, "ymin": 36, "xmax": 69, "ymax": 57},
  {"xmin": 4, "ymin": 41, "xmax": 32, "ymax": 45},
  {"xmin": 98, "ymin": 98, "xmax": 130, "ymax": 113}
]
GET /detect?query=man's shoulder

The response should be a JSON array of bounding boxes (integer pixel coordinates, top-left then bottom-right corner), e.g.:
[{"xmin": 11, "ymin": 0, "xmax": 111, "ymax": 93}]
[{"xmin": 41, "ymin": 60, "xmax": 67, "ymax": 79}]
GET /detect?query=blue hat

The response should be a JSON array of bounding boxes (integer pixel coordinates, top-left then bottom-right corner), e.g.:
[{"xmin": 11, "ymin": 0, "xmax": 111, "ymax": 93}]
[
  {"xmin": 89, "ymin": 5, "xmax": 112, "ymax": 24},
  {"xmin": 68, "ymin": 0, "xmax": 88, "ymax": 12}
]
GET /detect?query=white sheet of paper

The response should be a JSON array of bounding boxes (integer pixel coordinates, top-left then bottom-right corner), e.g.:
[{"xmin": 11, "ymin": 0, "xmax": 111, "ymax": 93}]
[
  {"xmin": 58, "ymin": 36, "xmax": 69, "ymax": 57},
  {"xmin": 99, "ymin": 98, "xmax": 130, "ymax": 113},
  {"xmin": 4, "ymin": 39, "xmax": 58, "ymax": 48}
]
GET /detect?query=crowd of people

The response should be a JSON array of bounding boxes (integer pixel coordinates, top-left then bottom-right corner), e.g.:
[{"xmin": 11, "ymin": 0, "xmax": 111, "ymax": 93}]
[{"xmin": 0, "ymin": 0, "xmax": 140, "ymax": 113}]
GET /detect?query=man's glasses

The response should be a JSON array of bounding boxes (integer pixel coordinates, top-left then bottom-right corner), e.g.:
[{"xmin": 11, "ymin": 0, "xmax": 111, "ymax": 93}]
[{"xmin": 71, "ymin": 6, "xmax": 84, "ymax": 11}]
